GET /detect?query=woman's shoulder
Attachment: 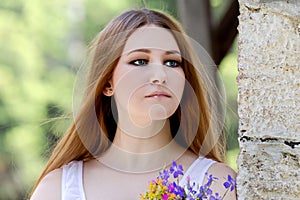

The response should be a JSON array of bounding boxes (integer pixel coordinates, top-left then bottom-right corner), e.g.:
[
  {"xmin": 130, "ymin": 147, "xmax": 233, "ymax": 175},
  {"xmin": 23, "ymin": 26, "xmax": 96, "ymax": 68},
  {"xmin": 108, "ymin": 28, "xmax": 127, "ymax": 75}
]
[
  {"xmin": 30, "ymin": 160, "xmax": 84, "ymax": 200},
  {"xmin": 208, "ymin": 161, "xmax": 237, "ymax": 178},
  {"xmin": 180, "ymin": 153, "xmax": 237, "ymax": 199},
  {"xmin": 30, "ymin": 168, "xmax": 62, "ymax": 200},
  {"xmin": 205, "ymin": 161, "xmax": 237, "ymax": 199}
]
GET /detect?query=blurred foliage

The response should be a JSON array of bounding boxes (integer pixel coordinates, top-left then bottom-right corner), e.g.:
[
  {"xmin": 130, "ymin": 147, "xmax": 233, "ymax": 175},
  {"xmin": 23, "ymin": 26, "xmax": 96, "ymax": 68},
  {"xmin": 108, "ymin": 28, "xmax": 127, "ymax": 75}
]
[
  {"xmin": 0, "ymin": 0, "xmax": 238, "ymax": 199},
  {"xmin": 0, "ymin": 0, "xmax": 74, "ymax": 199},
  {"xmin": 219, "ymin": 38, "xmax": 239, "ymax": 171},
  {"xmin": 219, "ymin": 38, "xmax": 239, "ymax": 151}
]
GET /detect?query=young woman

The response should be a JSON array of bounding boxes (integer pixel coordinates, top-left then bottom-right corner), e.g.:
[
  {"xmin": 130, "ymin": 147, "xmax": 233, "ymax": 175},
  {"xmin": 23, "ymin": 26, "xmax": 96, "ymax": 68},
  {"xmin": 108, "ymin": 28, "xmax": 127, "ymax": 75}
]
[{"xmin": 30, "ymin": 8, "xmax": 237, "ymax": 200}]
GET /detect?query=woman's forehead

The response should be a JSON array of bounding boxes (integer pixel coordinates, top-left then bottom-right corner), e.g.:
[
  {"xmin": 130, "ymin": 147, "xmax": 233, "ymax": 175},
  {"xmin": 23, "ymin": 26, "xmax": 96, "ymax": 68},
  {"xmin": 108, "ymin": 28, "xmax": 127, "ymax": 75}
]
[{"xmin": 122, "ymin": 25, "xmax": 180, "ymax": 54}]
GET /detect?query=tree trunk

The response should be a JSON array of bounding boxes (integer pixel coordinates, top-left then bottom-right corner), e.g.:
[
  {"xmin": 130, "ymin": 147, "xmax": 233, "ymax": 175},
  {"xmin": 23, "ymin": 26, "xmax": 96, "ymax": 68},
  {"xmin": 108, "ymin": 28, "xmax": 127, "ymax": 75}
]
[{"xmin": 177, "ymin": 0, "xmax": 212, "ymax": 55}]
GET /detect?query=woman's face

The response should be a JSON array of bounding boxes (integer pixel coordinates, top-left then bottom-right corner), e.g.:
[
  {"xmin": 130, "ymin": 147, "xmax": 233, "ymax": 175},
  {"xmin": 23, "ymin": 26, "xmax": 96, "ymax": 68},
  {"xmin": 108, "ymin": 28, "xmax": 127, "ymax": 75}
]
[{"xmin": 109, "ymin": 25, "xmax": 185, "ymax": 127}]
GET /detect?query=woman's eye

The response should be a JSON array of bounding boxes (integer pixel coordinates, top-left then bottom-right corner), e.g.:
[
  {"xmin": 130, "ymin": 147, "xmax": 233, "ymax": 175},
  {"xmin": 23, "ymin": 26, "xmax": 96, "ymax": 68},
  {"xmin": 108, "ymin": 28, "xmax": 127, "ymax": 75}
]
[
  {"xmin": 129, "ymin": 59, "xmax": 148, "ymax": 66},
  {"xmin": 165, "ymin": 60, "xmax": 181, "ymax": 68}
]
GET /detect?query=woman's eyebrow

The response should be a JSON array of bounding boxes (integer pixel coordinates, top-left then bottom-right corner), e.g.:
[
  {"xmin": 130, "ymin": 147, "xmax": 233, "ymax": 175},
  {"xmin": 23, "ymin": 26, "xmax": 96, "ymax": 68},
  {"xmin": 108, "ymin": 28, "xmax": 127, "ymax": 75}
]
[
  {"xmin": 164, "ymin": 50, "xmax": 181, "ymax": 55},
  {"xmin": 126, "ymin": 48, "xmax": 151, "ymax": 55},
  {"xmin": 126, "ymin": 48, "xmax": 181, "ymax": 56}
]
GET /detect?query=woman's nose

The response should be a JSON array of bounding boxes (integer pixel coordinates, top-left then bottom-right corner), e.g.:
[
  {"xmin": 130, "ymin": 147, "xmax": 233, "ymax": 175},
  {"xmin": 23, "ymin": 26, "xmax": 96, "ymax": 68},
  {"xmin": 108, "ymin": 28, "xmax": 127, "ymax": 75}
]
[{"xmin": 150, "ymin": 65, "xmax": 167, "ymax": 84}]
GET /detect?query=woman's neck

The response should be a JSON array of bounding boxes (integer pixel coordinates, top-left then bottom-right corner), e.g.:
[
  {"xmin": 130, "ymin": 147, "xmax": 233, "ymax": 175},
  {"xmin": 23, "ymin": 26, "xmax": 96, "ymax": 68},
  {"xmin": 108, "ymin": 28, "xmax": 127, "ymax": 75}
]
[
  {"xmin": 98, "ymin": 119, "xmax": 186, "ymax": 173},
  {"xmin": 113, "ymin": 119, "xmax": 173, "ymax": 153}
]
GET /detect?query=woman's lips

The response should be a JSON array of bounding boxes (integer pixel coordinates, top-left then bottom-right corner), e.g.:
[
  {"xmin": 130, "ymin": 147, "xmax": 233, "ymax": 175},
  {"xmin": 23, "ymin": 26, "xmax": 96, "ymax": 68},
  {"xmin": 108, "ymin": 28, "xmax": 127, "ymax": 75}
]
[{"xmin": 145, "ymin": 91, "xmax": 171, "ymax": 98}]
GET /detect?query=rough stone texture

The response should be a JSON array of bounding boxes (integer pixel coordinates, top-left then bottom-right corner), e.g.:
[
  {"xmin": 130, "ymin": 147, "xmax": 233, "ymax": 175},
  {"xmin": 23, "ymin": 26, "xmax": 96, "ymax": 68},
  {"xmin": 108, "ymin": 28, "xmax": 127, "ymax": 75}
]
[{"xmin": 237, "ymin": 0, "xmax": 300, "ymax": 199}]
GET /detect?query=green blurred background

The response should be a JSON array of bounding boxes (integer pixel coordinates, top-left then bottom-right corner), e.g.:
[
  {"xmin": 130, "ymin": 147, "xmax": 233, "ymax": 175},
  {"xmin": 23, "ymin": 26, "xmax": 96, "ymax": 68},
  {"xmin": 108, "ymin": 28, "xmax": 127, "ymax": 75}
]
[{"xmin": 0, "ymin": 0, "xmax": 239, "ymax": 199}]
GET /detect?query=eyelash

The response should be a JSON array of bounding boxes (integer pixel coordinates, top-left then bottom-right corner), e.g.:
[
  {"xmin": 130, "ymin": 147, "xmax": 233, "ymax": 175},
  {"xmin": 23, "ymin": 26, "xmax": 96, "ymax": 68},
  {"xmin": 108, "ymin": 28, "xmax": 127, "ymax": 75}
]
[
  {"xmin": 129, "ymin": 59, "xmax": 148, "ymax": 66},
  {"xmin": 129, "ymin": 59, "xmax": 181, "ymax": 68}
]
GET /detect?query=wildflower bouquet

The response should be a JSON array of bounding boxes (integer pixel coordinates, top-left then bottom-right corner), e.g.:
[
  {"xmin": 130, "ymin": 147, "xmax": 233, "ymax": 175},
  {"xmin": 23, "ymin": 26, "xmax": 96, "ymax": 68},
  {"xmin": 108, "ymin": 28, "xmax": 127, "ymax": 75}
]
[{"xmin": 140, "ymin": 161, "xmax": 236, "ymax": 200}]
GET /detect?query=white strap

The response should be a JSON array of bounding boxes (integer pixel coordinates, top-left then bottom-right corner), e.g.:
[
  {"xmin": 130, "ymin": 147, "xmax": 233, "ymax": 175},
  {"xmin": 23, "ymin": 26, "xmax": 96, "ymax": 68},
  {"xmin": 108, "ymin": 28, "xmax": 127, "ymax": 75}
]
[
  {"xmin": 179, "ymin": 157, "xmax": 216, "ymax": 186},
  {"xmin": 61, "ymin": 160, "xmax": 86, "ymax": 200}
]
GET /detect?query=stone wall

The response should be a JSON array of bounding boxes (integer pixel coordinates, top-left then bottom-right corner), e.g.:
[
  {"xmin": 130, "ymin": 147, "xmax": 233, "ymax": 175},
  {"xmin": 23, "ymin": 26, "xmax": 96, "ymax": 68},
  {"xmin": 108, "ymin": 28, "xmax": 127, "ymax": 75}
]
[{"xmin": 237, "ymin": 0, "xmax": 300, "ymax": 199}]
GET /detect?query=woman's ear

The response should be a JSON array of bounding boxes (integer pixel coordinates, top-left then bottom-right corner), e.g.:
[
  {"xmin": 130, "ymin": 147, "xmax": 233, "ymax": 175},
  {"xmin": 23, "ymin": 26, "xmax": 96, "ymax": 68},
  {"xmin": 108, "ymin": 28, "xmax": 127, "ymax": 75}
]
[{"xmin": 103, "ymin": 81, "xmax": 114, "ymax": 96}]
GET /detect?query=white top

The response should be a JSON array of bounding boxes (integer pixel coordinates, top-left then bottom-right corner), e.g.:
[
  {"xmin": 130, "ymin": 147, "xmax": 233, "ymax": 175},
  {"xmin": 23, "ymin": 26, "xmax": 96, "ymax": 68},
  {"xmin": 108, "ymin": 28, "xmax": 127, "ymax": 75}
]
[
  {"xmin": 178, "ymin": 157, "xmax": 216, "ymax": 186},
  {"xmin": 61, "ymin": 157, "xmax": 216, "ymax": 200},
  {"xmin": 61, "ymin": 160, "xmax": 86, "ymax": 200}
]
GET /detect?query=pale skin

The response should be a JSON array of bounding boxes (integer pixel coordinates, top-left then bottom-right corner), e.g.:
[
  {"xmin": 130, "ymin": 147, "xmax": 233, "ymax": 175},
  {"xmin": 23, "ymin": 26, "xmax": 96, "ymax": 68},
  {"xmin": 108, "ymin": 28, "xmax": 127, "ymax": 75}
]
[{"xmin": 31, "ymin": 25, "xmax": 237, "ymax": 200}]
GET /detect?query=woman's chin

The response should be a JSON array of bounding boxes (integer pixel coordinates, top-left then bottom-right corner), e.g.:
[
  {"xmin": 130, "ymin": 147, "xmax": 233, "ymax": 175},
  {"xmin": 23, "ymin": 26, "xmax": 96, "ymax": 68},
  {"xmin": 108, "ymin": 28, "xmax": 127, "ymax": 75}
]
[{"xmin": 148, "ymin": 104, "xmax": 174, "ymax": 120}]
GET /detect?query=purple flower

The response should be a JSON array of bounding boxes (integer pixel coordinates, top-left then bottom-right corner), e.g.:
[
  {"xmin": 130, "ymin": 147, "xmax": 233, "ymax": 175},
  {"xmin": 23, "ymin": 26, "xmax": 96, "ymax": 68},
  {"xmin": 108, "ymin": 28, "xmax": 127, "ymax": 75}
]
[
  {"xmin": 168, "ymin": 182, "xmax": 185, "ymax": 198},
  {"xmin": 196, "ymin": 185, "xmax": 208, "ymax": 199},
  {"xmin": 186, "ymin": 178, "xmax": 197, "ymax": 196},
  {"xmin": 159, "ymin": 169, "xmax": 170, "ymax": 184},
  {"xmin": 185, "ymin": 194, "xmax": 196, "ymax": 200},
  {"xmin": 223, "ymin": 175, "xmax": 236, "ymax": 191},
  {"xmin": 209, "ymin": 193, "xmax": 222, "ymax": 200},
  {"xmin": 206, "ymin": 173, "xmax": 219, "ymax": 185},
  {"xmin": 194, "ymin": 174, "xmax": 219, "ymax": 199},
  {"xmin": 170, "ymin": 161, "xmax": 184, "ymax": 178}
]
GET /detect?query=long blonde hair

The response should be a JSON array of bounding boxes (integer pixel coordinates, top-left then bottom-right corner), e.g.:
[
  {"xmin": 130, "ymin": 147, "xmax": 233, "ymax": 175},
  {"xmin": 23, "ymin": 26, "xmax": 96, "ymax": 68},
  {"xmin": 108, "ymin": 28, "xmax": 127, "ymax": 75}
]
[{"xmin": 31, "ymin": 8, "xmax": 225, "ymax": 195}]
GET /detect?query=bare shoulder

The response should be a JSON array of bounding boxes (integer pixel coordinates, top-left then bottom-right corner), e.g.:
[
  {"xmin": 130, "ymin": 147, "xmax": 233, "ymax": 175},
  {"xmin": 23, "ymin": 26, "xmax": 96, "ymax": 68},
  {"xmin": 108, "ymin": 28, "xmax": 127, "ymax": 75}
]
[
  {"xmin": 205, "ymin": 162, "xmax": 237, "ymax": 200},
  {"xmin": 208, "ymin": 162, "xmax": 237, "ymax": 179},
  {"xmin": 177, "ymin": 150, "xmax": 198, "ymax": 170},
  {"xmin": 30, "ymin": 168, "xmax": 62, "ymax": 200}
]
